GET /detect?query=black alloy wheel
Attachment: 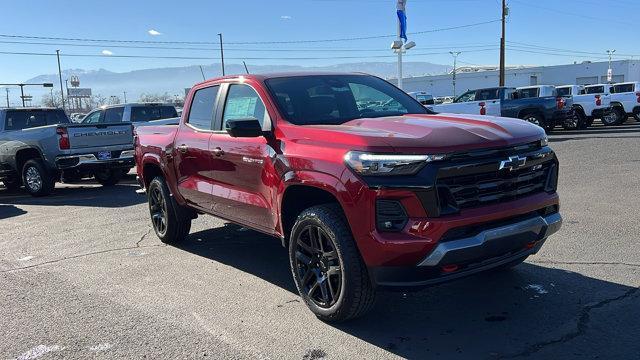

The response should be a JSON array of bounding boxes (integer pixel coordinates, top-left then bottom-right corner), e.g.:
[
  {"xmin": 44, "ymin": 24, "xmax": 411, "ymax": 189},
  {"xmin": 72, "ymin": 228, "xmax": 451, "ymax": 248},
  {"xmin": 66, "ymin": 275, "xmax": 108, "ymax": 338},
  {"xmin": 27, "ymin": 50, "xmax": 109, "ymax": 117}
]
[
  {"xmin": 149, "ymin": 184, "xmax": 168, "ymax": 237},
  {"xmin": 294, "ymin": 224, "xmax": 343, "ymax": 308}
]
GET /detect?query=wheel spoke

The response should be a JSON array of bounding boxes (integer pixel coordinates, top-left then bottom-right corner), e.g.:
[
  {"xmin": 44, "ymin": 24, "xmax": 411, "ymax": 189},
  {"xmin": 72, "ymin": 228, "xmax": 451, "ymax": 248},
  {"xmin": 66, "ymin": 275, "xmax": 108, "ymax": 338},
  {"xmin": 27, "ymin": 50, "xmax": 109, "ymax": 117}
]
[
  {"xmin": 297, "ymin": 238, "xmax": 315, "ymax": 255},
  {"xmin": 318, "ymin": 278, "xmax": 330, "ymax": 304},
  {"xmin": 307, "ymin": 281, "xmax": 319, "ymax": 298},
  {"xmin": 295, "ymin": 251, "xmax": 313, "ymax": 266},
  {"xmin": 316, "ymin": 227, "xmax": 325, "ymax": 253},
  {"xmin": 326, "ymin": 265, "xmax": 341, "ymax": 278},
  {"xmin": 308, "ymin": 227, "xmax": 321, "ymax": 252}
]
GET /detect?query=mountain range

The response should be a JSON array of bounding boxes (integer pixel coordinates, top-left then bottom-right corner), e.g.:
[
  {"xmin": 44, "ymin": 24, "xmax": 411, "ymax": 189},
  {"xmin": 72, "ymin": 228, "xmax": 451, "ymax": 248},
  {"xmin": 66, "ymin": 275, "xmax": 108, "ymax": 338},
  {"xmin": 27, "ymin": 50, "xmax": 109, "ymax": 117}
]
[{"xmin": 24, "ymin": 62, "xmax": 450, "ymax": 103}]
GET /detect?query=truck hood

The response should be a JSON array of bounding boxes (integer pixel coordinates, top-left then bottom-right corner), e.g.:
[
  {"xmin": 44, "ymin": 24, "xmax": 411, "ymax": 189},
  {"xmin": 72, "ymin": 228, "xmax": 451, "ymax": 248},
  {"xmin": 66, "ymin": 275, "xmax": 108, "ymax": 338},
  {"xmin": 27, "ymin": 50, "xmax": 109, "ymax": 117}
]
[{"xmin": 294, "ymin": 113, "xmax": 545, "ymax": 153}]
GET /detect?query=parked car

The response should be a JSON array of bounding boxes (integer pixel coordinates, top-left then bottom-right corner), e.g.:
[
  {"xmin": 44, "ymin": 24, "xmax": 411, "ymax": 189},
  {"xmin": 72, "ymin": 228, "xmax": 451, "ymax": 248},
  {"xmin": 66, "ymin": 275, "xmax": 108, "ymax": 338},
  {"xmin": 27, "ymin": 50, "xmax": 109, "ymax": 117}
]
[
  {"xmin": 407, "ymin": 91, "xmax": 435, "ymax": 106},
  {"xmin": 556, "ymin": 85, "xmax": 615, "ymax": 128},
  {"xmin": 432, "ymin": 86, "xmax": 573, "ymax": 132},
  {"xmin": 135, "ymin": 73, "xmax": 562, "ymax": 322},
  {"xmin": 82, "ymin": 103, "xmax": 179, "ymax": 128},
  {"xmin": 610, "ymin": 82, "xmax": 640, "ymax": 123},
  {"xmin": 0, "ymin": 107, "xmax": 134, "ymax": 196}
]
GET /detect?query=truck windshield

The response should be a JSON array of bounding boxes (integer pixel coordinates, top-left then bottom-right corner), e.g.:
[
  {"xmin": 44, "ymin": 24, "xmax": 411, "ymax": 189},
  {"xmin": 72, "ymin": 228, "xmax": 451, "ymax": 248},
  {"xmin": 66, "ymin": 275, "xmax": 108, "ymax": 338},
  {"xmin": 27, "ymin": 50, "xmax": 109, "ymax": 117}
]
[
  {"xmin": 265, "ymin": 75, "xmax": 430, "ymax": 125},
  {"xmin": 130, "ymin": 106, "xmax": 178, "ymax": 122},
  {"xmin": 4, "ymin": 109, "xmax": 69, "ymax": 130}
]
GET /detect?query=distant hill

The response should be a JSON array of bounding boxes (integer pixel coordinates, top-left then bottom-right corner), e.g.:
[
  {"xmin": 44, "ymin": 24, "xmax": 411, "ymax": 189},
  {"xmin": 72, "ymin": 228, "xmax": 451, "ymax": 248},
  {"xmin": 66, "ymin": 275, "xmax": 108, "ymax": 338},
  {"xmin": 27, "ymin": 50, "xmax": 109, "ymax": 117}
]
[{"xmin": 24, "ymin": 62, "xmax": 450, "ymax": 103}]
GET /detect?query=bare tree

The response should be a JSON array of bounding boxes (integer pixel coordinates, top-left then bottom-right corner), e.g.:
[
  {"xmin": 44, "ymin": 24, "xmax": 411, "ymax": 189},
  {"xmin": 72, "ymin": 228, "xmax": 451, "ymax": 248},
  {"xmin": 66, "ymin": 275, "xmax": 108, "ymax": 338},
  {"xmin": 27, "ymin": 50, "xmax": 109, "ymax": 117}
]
[
  {"xmin": 89, "ymin": 94, "xmax": 108, "ymax": 108},
  {"xmin": 41, "ymin": 91, "xmax": 63, "ymax": 108},
  {"xmin": 108, "ymin": 95, "xmax": 122, "ymax": 105}
]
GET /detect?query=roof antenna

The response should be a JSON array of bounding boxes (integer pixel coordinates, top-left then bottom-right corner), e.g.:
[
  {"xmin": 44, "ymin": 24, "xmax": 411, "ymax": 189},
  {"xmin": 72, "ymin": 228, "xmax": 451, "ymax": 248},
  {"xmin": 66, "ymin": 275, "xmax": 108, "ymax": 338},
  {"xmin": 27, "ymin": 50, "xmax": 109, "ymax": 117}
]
[
  {"xmin": 243, "ymin": 61, "xmax": 250, "ymax": 74},
  {"xmin": 199, "ymin": 65, "xmax": 206, "ymax": 81}
]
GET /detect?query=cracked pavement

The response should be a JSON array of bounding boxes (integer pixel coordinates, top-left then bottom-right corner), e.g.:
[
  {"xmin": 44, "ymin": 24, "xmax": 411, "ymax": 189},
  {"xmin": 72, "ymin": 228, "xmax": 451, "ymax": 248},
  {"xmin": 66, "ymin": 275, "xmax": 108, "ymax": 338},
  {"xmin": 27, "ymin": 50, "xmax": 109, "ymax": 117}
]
[{"xmin": 1, "ymin": 121, "xmax": 639, "ymax": 359}]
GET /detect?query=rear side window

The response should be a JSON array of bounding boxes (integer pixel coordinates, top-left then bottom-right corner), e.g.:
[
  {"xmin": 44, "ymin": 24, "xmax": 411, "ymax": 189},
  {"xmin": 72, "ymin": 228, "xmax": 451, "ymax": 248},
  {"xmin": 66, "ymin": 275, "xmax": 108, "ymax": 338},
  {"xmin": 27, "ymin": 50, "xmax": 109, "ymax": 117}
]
[
  {"xmin": 131, "ymin": 106, "xmax": 178, "ymax": 123},
  {"xmin": 585, "ymin": 86, "xmax": 604, "ymax": 94},
  {"xmin": 517, "ymin": 88, "xmax": 539, "ymax": 99},
  {"xmin": 187, "ymin": 86, "xmax": 219, "ymax": 130},
  {"xmin": 4, "ymin": 110, "xmax": 59, "ymax": 130},
  {"xmin": 556, "ymin": 88, "xmax": 571, "ymax": 97},
  {"xmin": 104, "ymin": 107, "xmax": 124, "ymax": 123},
  {"xmin": 612, "ymin": 84, "xmax": 635, "ymax": 93},
  {"xmin": 476, "ymin": 89, "xmax": 500, "ymax": 101},
  {"xmin": 83, "ymin": 111, "xmax": 103, "ymax": 124}
]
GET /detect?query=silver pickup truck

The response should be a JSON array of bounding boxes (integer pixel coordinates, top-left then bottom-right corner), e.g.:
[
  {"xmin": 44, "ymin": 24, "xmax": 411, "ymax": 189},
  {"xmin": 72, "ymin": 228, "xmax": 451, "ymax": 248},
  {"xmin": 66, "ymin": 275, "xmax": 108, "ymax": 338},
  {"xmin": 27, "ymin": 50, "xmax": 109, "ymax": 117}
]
[{"xmin": 0, "ymin": 107, "xmax": 134, "ymax": 196}]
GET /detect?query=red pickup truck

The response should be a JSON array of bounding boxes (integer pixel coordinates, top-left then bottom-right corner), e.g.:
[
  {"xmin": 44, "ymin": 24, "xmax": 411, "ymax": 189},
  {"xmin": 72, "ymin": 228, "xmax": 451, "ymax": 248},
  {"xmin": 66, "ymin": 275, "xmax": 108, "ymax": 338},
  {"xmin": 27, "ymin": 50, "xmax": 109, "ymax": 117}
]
[{"xmin": 135, "ymin": 73, "xmax": 562, "ymax": 322}]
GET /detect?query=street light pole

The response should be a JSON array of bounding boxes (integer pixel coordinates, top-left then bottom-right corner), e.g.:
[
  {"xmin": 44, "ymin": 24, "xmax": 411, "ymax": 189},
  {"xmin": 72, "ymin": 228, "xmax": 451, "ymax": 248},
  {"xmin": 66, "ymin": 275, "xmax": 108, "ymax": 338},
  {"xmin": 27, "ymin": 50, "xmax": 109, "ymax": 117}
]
[
  {"xmin": 218, "ymin": 33, "xmax": 226, "ymax": 76},
  {"xmin": 5, "ymin": 88, "xmax": 9, "ymax": 107},
  {"xmin": 20, "ymin": 84, "xmax": 25, "ymax": 107},
  {"xmin": 56, "ymin": 50, "xmax": 66, "ymax": 111},
  {"xmin": 123, "ymin": 91, "xmax": 127, "ymax": 103},
  {"xmin": 450, "ymin": 51, "xmax": 461, "ymax": 97}
]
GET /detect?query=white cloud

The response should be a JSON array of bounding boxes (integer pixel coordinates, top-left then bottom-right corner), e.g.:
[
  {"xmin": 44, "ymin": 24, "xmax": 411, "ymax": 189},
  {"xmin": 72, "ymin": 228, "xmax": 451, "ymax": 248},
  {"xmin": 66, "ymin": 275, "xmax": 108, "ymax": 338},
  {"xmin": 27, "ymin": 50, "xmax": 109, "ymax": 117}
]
[
  {"xmin": 148, "ymin": 29, "xmax": 162, "ymax": 36},
  {"xmin": 101, "ymin": 50, "xmax": 113, "ymax": 56},
  {"xmin": 280, "ymin": 15, "xmax": 292, "ymax": 20}
]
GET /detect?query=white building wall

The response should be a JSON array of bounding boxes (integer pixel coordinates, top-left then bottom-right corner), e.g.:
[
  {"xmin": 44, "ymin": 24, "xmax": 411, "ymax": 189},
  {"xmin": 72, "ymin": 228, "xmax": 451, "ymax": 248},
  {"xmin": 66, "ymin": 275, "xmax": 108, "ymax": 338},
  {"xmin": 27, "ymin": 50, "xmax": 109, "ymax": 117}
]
[{"xmin": 392, "ymin": 60, "xmax": 640, "ymax": 97}]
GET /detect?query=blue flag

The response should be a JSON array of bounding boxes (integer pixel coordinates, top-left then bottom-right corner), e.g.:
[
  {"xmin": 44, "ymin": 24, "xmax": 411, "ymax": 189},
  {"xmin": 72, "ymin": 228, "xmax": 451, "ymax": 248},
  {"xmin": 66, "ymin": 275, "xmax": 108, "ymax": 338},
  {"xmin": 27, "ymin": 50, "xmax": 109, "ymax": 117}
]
[{"xmin": 397, "ymin": 0, "xmax": 408, "ymax": 41}]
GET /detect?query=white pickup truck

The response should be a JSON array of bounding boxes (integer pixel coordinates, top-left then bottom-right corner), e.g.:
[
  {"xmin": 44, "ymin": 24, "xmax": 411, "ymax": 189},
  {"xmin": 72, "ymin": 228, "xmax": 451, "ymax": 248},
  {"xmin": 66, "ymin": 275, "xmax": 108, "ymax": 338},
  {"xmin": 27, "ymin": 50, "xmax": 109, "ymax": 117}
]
[
  {"xmin": 556, "ymin": 85, "xmax": 614, "ymax": 128},
  {"xmin": 611, "ymin": 82, "xmax": 640, "ymax": 123}
]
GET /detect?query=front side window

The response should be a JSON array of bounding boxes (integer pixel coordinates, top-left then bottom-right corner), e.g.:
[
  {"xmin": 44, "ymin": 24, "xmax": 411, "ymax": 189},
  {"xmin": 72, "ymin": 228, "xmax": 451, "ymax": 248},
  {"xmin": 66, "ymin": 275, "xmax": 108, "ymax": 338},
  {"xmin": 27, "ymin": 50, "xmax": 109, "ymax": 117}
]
[
  {"xmin": 187, "ymin": 86, "xmax": 219, "ymax": 130},
  {"xmin": 104, "ymin": 107, "xmax": 124, "ymax": 123},
  {"xmin": 82, "ymin": 111, "xmax": 102, "ymax": 124},
  {"xmin": 222, "ymin": 84, "xmax": 267, "ymax": 129},
  {"xmin": 266, "ymin": 75, "xmax": 428, "ymax": 126},
  {"xmin": 455, "ymin": 90, "xmax": 476, "ymax": 103}
]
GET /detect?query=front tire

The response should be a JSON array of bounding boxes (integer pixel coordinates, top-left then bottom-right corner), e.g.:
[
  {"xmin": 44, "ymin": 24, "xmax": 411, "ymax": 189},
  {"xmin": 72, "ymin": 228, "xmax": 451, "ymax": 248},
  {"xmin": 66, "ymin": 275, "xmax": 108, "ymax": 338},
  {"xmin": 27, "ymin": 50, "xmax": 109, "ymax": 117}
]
[
  {"xmin": 147, "ymin": 177, "xmax": 191, "ymax": 244},
  {"xmin": 22, "ymin": 159, "xmax": 55, "ymax": 197},
  {"xmin": 289, "ymin": 204, "xmax": 375, "ymax": 322},
  {"xmin": 94, "ymin": 169, "xmax": 123, "ymax": 186}
]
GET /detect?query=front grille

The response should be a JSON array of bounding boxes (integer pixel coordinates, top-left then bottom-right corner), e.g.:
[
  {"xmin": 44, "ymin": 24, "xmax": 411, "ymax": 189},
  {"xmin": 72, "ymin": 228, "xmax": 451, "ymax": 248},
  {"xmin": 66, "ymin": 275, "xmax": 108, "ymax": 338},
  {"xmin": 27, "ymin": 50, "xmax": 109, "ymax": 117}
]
[{"xmin": 437, "ymin": 161, "xmax": 555, "ymax": 211}]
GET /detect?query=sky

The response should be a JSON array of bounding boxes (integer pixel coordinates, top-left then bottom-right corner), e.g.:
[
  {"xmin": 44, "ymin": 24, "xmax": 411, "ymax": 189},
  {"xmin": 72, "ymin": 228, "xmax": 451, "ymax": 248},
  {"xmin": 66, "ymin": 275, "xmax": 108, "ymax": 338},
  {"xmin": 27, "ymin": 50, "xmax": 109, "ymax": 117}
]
[{"xmin": 1, "ymin": 0, "xmax": 639, "ymax": 85}]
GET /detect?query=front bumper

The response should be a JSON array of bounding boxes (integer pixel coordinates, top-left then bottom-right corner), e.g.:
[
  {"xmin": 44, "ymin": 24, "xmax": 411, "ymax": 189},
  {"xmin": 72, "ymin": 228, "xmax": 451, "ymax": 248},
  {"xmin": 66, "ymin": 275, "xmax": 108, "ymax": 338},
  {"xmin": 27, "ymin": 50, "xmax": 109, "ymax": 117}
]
[
  {"xmin": 369, "ymin": 212, "xmax": 562, "ymax": 288},
  {"xmin": 55, "ymin": 150, "xmax": 135, "ymax": 170}
]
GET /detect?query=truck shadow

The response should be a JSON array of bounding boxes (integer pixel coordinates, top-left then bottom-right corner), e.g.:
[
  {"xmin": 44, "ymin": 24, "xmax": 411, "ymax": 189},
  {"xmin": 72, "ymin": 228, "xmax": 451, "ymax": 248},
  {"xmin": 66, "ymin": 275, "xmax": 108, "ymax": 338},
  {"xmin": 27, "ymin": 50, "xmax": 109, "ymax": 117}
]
[
  {"xmin": 0, "ymin": 182, "xmax": 145, "ymax": 208},
  {"xmin": 0, "ymin": 204, "xmax": 27, "ymax": 219},
  {"xmin": 181, "ymin": 226, "xmax": 639, "ymax": 359}
]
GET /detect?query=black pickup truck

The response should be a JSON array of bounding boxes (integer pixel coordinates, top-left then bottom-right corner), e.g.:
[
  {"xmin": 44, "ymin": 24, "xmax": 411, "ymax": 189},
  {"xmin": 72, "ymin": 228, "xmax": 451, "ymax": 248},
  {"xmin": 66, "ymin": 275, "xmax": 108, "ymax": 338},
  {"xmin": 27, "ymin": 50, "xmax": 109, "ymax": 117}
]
[{"xmin": 432, "ymin": 86, "xmax": 574, "ymax": 132}]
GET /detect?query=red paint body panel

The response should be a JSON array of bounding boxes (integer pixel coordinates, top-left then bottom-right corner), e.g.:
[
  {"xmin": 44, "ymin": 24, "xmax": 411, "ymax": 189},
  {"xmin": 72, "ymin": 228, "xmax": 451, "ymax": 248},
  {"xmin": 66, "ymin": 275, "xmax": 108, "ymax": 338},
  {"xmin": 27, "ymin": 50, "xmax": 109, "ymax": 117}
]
[{"xmin": 135, "ymin": 73, "xmax": 559, "ymax": 268}]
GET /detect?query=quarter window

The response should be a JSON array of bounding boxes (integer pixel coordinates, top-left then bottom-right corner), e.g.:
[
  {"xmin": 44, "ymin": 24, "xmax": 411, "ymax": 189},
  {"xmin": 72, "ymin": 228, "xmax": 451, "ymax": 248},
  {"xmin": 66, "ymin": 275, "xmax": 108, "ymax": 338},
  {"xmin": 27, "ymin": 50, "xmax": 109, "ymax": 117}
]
[{"xmin": 187, "ymin": 86, "xmax": 219, "ymax": 130}]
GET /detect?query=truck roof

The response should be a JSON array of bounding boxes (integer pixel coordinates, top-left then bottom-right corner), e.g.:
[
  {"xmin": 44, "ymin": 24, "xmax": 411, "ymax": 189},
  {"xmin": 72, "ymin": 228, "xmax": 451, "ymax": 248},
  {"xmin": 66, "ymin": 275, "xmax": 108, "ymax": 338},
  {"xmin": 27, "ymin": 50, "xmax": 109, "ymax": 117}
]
[
  {"xmin": 192, "ymin": 71, "xmax": 370, "ymax": 87},
  {"xmin": 98, "ymin": 102, "xmax": 176, "ymax": 109},
  {"xmin": 0, "ymin": 107, "xmax": 63, "ymax": 111}
]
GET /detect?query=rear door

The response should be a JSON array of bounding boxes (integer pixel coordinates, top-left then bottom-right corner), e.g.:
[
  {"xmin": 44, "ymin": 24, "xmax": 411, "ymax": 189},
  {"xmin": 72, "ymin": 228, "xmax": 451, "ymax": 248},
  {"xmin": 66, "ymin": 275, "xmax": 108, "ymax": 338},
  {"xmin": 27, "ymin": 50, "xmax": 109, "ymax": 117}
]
[
  {"xmin": 207, "ymin": 82, "xmax": 277, "ymax": 232},
  {"xmin": 173, "ymin": 85, "xmax": 221, "ymax": 211}
]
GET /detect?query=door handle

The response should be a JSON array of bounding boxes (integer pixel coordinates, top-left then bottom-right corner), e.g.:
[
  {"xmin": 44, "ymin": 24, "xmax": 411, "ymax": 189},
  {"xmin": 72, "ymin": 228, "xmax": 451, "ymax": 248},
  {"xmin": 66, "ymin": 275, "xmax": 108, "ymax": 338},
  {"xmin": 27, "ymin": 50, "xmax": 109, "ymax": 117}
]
[
  {"xmin": 212, "ymin": 147, "xmax": 225, "ymax": 157},
  {"xmin": 177, "ymin": 144, "xmax": 188, "ymax": 154}
]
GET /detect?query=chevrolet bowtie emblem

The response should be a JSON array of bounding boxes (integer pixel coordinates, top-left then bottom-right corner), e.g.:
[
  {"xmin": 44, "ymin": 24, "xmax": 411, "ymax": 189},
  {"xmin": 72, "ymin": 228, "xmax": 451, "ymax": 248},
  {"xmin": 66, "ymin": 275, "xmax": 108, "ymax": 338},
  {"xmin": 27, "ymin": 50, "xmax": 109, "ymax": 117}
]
[{"xmin": 499, "ymin": 155, "xmax": 527, "ymax": 171}]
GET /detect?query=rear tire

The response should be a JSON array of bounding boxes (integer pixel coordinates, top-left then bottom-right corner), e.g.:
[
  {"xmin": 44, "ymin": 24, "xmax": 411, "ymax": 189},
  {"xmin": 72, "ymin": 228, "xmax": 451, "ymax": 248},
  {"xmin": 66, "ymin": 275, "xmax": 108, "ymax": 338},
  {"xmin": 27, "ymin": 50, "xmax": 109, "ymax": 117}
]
[
  {"xmin": 521, "ymin": 112, "xmax": 553, "ymax": 133},
  {"xmin": 147, "ymin": 177, "xmax": 192, "ymax": 244},
  {"xmin": 633, "ymin": 109, "xmax": 640, "ymax": 122},
  {"xmin": 22, "ymin": 159, "xmax": 54, "ymax": 197},
  {"xmin": 94, "ymin": 169, "xmax": 123, "ymax": 186},
  {"xmin": 289, "ymin": 204, "xmax": 375, "ymax": 322},
  {"xmin": 562, "ymin": 109, "xmax": 584, "ymax": 130},
  {"xmin": 610, "ymin": 106, "xmax": 627, "ymax": 126}
]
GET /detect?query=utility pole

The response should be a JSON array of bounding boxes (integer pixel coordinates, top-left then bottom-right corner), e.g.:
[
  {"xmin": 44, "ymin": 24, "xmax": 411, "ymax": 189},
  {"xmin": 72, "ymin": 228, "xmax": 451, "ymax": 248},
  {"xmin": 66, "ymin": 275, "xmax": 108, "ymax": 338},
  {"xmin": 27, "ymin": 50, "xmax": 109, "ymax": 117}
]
[
  {"xmin": 123, "ymin": 91, "xmax": 127, "ymax": 103},
  {"xmin": 20, "ymin": 84, "xmax": 25, "ymax": 107},
  {"xmin": 499, "ymin": 0, "xmax": 507, "ymax": 86},
  {"xmin": 243, "ymin": 61, "xmax": 250, "ymax": 74},
  {"xmin": 450, "ymin": 51, "xmax": 461, "ymax": 97},
  {"xmin": 5, "ymin": 88, "xmax": 9, "ymax": 107},
  {"xmin": 606, "ymin": 49, "xmax": 616, "ymax": 83},
  {"xmin": 199, "ymin": 65, "xmax": 206, "ymax": 81},
  {"xmin": 218, "ymin": 33, "xmax": 226, "ymax": 76},
  {"xmin": 56, "ymin": 50, "xmax": 66, "ymax": 111}
]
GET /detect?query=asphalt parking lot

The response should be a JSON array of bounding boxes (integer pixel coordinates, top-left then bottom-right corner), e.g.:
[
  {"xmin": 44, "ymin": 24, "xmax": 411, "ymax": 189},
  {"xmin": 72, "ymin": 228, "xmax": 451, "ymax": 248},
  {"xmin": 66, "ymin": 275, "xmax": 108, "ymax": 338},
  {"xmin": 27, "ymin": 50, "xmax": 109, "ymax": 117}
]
[{"xmin": 1, "ymin": 120, "xmax": 639, "ymax": 360}]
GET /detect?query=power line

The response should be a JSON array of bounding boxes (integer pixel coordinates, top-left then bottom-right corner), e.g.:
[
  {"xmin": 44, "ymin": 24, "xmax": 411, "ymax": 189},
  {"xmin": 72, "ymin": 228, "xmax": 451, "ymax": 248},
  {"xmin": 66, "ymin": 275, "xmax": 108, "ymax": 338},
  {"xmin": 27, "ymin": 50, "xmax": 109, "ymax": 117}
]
[
  {"xmin": 0, "ymin": 19, "xmax": 500, "ymax": 45},
  {"xmin": 0, "ymin": 48, "xmax": 499, "ymax": 61}
]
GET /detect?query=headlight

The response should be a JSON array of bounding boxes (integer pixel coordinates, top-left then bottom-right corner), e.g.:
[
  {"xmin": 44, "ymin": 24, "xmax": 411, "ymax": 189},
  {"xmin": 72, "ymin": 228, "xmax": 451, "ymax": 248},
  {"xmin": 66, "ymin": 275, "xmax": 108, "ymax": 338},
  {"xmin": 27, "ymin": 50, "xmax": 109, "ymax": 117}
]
[
  {"xmin": 540, "ymin": 136, "xmax": 549, "ymax": 147},
  {"xmin": 344, "ymin": 151, "xmax": 445, "ymax": 176}
]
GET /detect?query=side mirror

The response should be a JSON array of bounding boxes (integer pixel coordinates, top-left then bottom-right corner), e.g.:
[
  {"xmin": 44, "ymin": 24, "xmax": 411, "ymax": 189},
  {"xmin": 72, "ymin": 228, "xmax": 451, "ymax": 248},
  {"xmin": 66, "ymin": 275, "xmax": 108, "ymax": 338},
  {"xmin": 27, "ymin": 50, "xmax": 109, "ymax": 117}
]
[{"xmin": 225, "ymin": 118, "xmax": 263, "ymax": 138}]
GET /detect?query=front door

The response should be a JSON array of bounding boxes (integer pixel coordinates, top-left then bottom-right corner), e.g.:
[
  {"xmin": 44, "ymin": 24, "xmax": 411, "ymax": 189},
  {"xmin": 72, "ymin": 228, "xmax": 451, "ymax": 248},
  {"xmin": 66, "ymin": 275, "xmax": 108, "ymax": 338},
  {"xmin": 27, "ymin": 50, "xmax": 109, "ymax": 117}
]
[
  {"xmin": 208, "ymin": 83, "xmax": 277, "ymax": 232},
  {"xmin": 173, "ymin": 85, "xmax": 221, "ymax": 211}
]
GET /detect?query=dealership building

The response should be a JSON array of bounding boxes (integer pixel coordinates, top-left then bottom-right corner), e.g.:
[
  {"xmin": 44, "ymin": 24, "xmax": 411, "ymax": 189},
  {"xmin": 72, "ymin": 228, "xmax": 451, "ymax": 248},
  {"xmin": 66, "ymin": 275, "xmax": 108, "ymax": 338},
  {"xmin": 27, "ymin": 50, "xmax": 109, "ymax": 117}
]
[{"xmin": 394, "ymin": 60, "xmax": 640, "ymax": 97}]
